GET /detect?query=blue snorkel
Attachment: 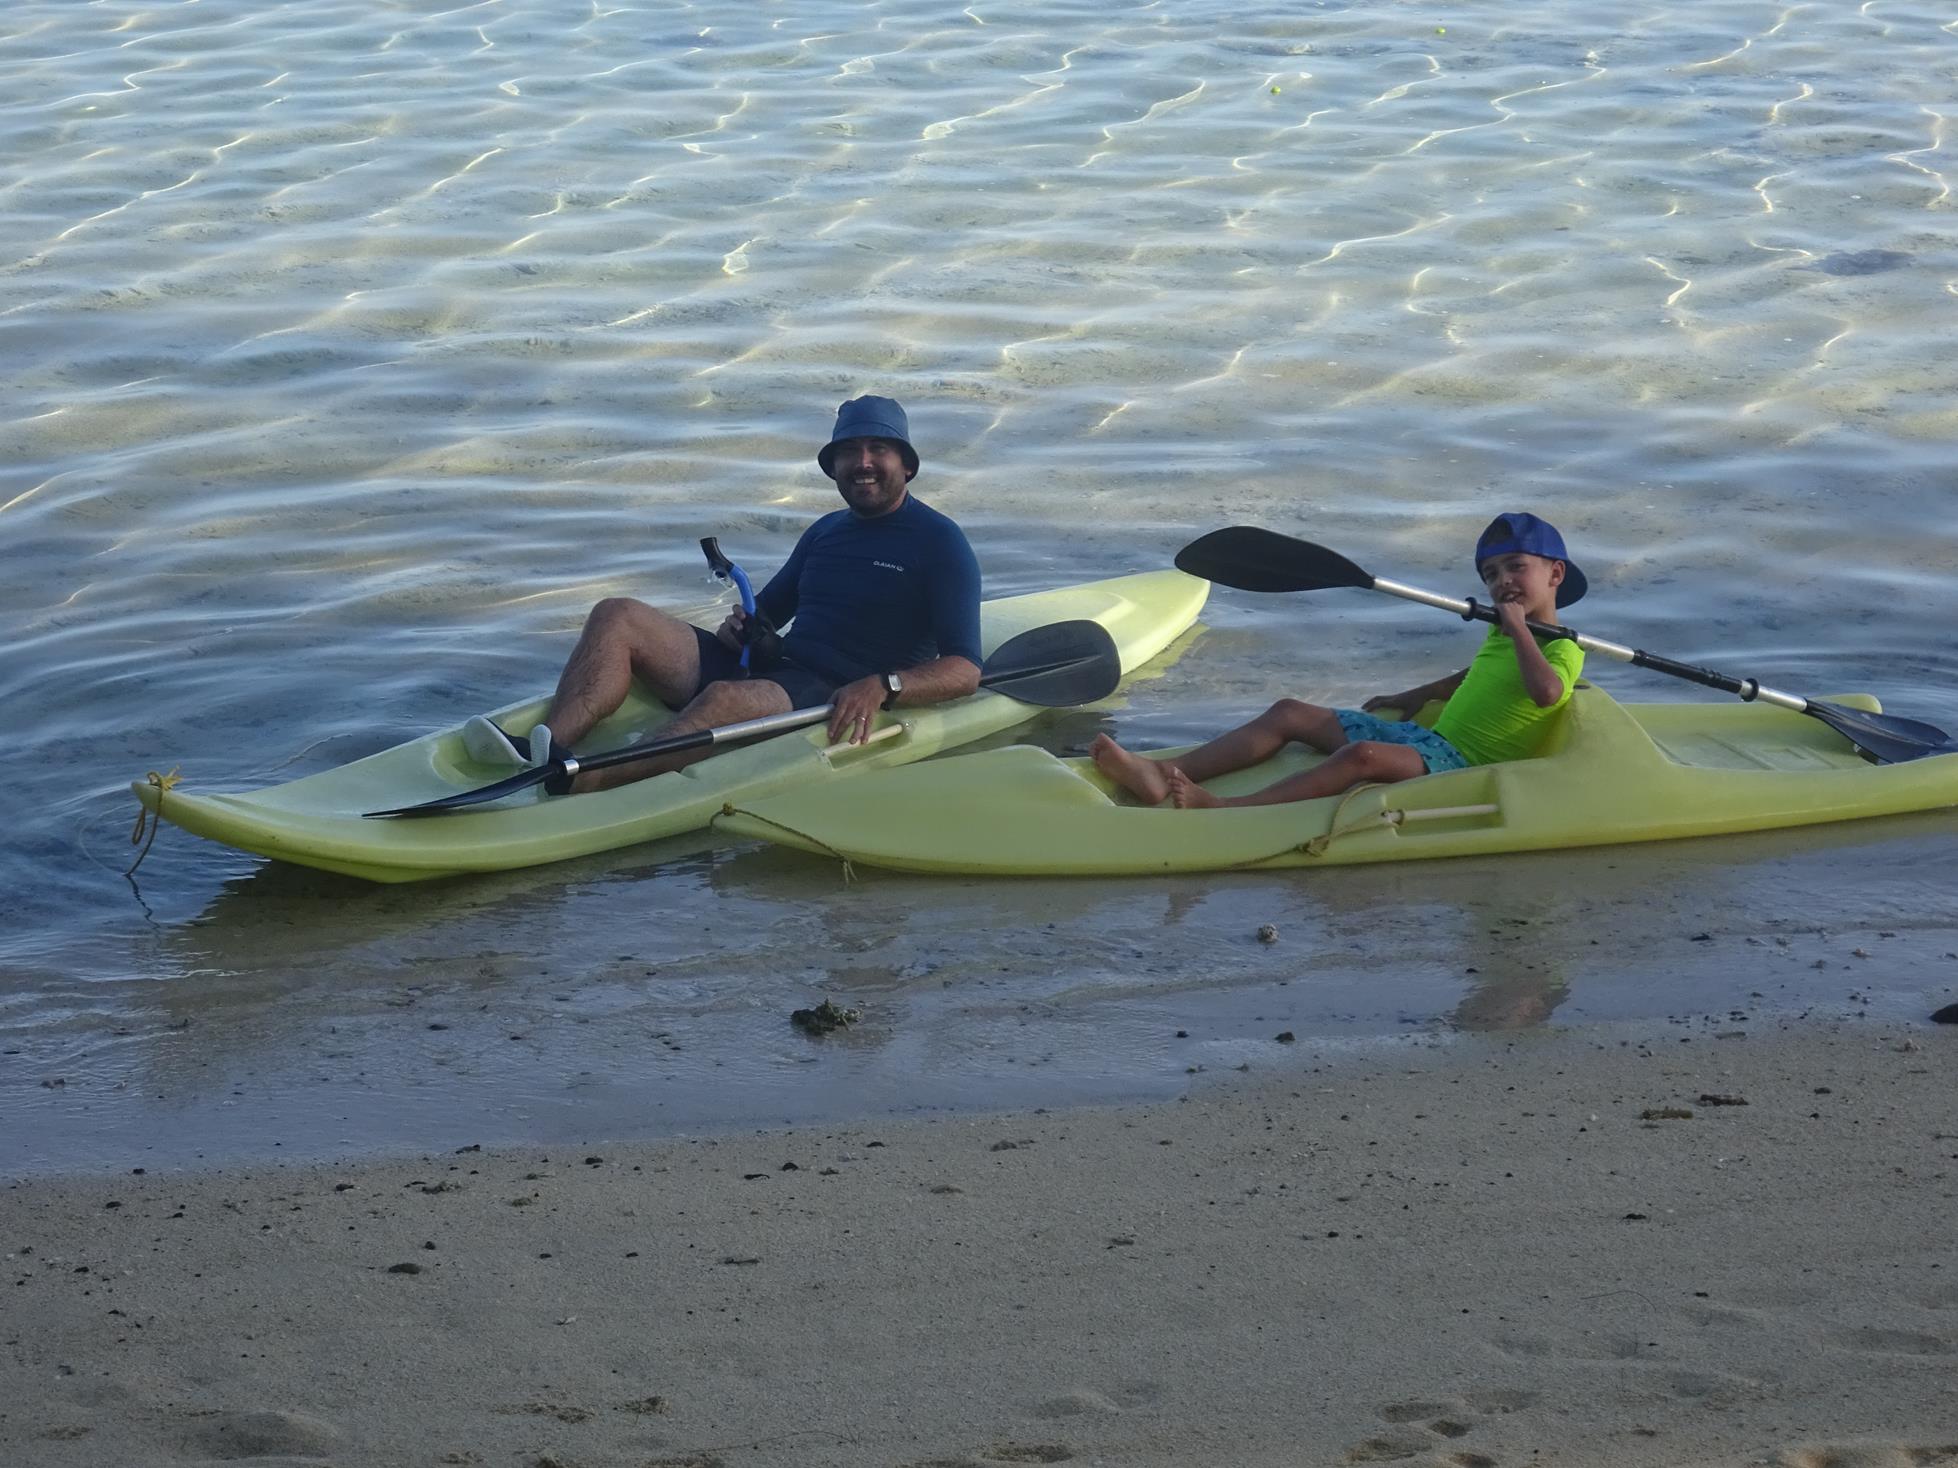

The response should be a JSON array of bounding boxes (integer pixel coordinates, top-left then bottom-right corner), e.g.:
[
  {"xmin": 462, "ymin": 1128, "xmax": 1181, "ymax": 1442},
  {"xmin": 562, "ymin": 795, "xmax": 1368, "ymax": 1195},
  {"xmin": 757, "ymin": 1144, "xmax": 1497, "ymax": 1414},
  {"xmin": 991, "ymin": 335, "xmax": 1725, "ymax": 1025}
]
[{"xmin": 700, "ymin": 536, "xmax": 758, "ymax": 670}]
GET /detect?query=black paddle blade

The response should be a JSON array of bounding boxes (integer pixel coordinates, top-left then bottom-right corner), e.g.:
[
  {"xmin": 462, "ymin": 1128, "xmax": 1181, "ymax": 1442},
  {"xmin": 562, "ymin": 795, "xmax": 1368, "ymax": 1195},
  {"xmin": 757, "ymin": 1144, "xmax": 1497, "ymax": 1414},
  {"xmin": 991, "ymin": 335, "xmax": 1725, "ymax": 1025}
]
[
  {"xmin": 1807, "ymin": 700, "xmax": 1958, "ymax": 766},
  {"xmin": 1174, "ymin": 526, "xmax": 1374, "ymax": 594},
  {"xmin": 365, "ymin": 763, "xmax": 550, "ymax": 818},
  {"xmin": 977, "ymin": 620, "xmax": 1122, "ymax": 706}
]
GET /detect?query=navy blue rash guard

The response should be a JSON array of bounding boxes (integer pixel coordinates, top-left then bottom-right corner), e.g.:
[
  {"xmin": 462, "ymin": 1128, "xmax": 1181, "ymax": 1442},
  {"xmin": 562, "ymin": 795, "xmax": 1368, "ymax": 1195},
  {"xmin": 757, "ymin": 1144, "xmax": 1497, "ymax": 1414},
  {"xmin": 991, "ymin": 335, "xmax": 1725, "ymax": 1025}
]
[{"xmin": 753, "ymin": 496, "xmax": 982, "ymax": 687}]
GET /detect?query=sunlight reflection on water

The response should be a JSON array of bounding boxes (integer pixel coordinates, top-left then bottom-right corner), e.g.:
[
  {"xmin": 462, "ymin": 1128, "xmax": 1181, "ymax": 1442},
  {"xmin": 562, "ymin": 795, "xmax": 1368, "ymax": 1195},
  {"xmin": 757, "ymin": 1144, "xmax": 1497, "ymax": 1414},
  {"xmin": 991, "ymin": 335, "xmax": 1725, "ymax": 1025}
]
[{"xmin": 2, "ymin": 0, "xmax": 1953, "ymax": 1168}]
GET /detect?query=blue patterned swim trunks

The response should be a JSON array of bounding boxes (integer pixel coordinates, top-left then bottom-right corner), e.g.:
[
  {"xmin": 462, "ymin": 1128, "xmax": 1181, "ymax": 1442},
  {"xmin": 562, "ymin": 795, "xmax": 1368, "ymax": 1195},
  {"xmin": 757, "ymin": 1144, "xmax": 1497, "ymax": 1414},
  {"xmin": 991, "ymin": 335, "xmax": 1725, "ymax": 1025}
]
[{"xmin": 1333, "ymin": 708, "xmax": 1469, "ymax": 774}]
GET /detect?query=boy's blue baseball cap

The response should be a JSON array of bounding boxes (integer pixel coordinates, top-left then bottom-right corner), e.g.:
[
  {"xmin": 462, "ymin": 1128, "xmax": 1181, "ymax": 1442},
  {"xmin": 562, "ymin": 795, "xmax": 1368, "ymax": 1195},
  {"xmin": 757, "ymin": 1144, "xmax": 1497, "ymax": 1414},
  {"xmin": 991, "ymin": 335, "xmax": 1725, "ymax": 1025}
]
[
  {"xmin": 817, "ymin": 395, "xmax": 919, "ymax": 480},
  {"xmin": 1475, "ymin": 512, "xmax": 1587, "ymax": 607}
]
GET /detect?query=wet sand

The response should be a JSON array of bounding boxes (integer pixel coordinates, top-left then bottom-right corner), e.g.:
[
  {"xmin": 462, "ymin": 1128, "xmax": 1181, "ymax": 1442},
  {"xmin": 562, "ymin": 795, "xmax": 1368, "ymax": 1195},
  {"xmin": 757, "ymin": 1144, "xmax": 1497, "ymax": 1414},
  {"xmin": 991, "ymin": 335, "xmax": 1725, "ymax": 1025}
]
[{"xmin": 7, "ymin": 1016, "xmax": 1954, "ymax": 1468}]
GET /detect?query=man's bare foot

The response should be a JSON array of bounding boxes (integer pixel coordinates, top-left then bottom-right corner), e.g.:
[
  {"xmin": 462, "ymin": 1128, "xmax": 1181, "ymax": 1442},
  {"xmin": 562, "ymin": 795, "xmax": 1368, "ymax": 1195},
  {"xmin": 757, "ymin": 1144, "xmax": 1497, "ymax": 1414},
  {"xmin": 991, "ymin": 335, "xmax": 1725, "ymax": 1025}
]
[
  {"xmin": 1167, "ymin": 767, "xmax": 1222, "ymax": 809},
  {"xmin": 1089, "ymin": 733, "xmax": 1172, "ymax": 806}
]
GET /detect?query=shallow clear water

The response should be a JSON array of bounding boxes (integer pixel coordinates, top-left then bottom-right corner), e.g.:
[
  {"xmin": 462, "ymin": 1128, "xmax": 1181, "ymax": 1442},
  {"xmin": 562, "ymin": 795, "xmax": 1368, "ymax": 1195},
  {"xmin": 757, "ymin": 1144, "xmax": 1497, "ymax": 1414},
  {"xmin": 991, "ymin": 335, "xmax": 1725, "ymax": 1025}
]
[{"xmin": 3, "ymin": 0, "xmax": 1955, "ymax": 1171}]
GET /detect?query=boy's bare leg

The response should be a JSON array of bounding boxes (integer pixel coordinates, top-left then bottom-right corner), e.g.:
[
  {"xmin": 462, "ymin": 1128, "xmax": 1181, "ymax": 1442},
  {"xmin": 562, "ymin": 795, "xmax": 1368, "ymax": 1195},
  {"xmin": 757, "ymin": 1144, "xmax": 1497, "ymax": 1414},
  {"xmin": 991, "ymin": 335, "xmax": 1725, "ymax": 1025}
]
[
  {"xmin": 543, "ymin": 597, "xmax": 706, "ymax": 745},
  {"xmin": 567, "ymin": 678, "xmax": 793, "ymax": 794},
  {"xmin": 1091, "ymin": 698, "xmax": 1346, "ymax": 806},
  {"xmin": 1172, "ymin": 698, "xmax": 1346, "ymax": 781},
  {"xmin": 1169, "ymin": 740, "xmax": 1427, "ymax": 809}
]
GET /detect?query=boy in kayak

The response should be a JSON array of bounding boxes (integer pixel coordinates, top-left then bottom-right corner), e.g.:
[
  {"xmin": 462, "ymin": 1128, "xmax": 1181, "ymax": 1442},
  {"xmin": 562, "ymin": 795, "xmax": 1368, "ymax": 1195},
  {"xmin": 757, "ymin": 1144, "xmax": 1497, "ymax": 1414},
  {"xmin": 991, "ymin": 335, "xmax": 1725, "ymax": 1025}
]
[
  {"xmin": 465, "ymin": 396, "xmax": 983, "ymax": 793},
  {"xmin": 1092, "ymin": 513, "xmax": 1586, "ymax": 809}
]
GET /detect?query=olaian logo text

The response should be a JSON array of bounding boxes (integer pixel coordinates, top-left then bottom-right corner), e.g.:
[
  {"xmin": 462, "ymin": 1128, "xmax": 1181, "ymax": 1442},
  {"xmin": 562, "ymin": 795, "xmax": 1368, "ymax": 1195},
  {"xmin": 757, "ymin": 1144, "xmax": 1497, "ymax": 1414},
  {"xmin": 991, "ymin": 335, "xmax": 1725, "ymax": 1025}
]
[{"xmin": 873, "ymin": 560, "xmax": 905, "ymax": 572}]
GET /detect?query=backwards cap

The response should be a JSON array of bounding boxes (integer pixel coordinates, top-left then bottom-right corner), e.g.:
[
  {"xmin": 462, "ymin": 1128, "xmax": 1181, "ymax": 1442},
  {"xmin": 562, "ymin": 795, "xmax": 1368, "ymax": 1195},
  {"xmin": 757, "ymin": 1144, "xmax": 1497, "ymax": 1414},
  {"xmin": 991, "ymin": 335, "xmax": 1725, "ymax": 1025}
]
[{"xmin": 1475, "ymin": 512, "xmax": 1587, "ymax": 607}]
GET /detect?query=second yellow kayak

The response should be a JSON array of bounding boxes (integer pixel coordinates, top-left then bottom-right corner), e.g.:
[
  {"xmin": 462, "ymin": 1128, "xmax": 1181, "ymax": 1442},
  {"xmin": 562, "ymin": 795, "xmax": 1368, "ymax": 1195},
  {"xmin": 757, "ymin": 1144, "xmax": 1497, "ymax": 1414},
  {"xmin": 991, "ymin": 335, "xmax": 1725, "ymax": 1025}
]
[{"xmin": 714, "ymin": 686, "xmax": 1958, "ymax": 875}]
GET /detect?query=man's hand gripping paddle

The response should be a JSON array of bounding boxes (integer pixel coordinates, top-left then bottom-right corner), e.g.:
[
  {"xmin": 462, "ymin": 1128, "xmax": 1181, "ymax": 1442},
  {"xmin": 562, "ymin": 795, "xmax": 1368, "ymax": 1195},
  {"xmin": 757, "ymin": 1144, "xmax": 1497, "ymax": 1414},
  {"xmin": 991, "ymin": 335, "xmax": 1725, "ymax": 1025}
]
[{"xmin": 1174, "ymin": 525, "xmax": 1956, "ymax": 766}]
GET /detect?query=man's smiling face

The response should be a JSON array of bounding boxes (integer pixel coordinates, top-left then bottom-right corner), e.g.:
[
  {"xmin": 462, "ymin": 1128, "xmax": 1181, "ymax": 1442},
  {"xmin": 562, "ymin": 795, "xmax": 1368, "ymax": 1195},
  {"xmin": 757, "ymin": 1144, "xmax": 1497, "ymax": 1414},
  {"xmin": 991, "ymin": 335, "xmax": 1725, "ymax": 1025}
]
[{"xmin": 828, "ymin": 436, "xmax": 911, "ymax": 517}]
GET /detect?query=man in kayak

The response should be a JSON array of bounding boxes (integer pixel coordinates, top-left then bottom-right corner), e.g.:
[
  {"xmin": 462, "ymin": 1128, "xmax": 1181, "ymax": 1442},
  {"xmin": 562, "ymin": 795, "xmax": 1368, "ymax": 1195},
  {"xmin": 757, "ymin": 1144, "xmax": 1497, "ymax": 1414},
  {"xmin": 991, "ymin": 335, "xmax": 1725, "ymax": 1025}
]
[
  {"xmin": 1092, "ymin": 513, "xmax": 1587, "ymax": 808},
  {"xmin": 465, "ymin": 395, "xmax": 983, "ymax": 793}
]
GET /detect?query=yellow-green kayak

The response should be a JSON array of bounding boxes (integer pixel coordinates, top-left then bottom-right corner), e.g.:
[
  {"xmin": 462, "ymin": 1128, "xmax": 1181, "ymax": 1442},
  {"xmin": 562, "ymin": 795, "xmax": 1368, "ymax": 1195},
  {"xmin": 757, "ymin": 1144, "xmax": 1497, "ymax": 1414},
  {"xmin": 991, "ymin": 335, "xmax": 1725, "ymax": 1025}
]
[
  {"xmin": 714, "ymin": 686, "xmax": 1958, "ymax": 875},
  {"xmin": 131, "ymin": 569, "xmax": 1208, "ymax": 882}
]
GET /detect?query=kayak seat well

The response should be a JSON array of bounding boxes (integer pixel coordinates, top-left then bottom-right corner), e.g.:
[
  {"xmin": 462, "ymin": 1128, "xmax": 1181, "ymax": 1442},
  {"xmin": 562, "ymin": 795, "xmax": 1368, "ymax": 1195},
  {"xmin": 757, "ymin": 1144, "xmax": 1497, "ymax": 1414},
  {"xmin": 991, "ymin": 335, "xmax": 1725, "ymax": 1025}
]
[
  {"xmin": 1646, "ymin": 733, "xmax": 1867, "ymax": 773},
  {"xmin": 428, "ymin": 692, "xmax": 679, "ymax": 784},
  {"xmin": 1632, "ymin": 693, "xmax": 1881, "ymax": 773}
]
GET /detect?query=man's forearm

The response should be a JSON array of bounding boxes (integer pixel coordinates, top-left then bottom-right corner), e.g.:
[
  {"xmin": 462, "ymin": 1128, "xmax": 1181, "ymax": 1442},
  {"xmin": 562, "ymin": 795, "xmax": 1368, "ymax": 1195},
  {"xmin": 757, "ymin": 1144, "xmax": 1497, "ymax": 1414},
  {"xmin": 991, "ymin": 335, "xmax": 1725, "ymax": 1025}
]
[{"xmin": 887, "ymin": 654, "xmax": 981, "ymax": 706}]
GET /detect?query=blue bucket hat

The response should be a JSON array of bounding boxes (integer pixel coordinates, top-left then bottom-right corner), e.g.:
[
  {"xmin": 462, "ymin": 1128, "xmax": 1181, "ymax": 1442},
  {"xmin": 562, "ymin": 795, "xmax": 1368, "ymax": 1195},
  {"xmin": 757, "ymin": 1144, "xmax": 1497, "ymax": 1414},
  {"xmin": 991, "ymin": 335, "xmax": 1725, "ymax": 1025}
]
[
  {"xmin": 1475, "ymin": 512, "xmax": 1587, "ymax": 607},
  {"xmin": 817, "ymin": 395, "xmax": 919, "ymax": 480}
]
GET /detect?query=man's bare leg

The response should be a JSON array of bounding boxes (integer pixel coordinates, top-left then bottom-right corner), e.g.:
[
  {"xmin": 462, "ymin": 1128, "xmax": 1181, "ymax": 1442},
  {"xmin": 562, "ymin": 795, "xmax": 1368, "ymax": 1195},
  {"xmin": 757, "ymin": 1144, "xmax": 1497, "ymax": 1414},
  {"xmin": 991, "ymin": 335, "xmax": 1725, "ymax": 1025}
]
[
  {"xmin": 1091, "ymin": 698, "xmax": 1346, "ymax": 806},
  {"xmin": 543, "ymin": 597, "xmax": 707, "ymax": 746},
  {"xmin": 527, "ymin": 596, "xmax": 798, "ymax": 793}
]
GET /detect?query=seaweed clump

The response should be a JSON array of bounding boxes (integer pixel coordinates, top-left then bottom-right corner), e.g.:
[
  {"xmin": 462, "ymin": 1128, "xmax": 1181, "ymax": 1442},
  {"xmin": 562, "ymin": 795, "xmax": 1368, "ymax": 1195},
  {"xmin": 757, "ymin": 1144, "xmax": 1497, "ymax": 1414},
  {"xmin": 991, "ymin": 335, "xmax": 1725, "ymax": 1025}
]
[{"xmin": 790, "ymin": 999, "xmax": 861, "ymax": 1036}]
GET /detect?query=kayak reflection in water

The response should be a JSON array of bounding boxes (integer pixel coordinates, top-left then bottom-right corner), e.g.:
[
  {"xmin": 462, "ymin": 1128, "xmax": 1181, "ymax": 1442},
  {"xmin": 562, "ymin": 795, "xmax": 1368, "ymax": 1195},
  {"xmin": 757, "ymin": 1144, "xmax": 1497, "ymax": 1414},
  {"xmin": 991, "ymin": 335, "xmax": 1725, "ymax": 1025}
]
[
  {"xmin": 462, "ymin": 395, "xmax": 983, "ymax": 794},
  {"xmin": 1093, "ymin": 513, "xmax": 1588, "ymax": 810}
]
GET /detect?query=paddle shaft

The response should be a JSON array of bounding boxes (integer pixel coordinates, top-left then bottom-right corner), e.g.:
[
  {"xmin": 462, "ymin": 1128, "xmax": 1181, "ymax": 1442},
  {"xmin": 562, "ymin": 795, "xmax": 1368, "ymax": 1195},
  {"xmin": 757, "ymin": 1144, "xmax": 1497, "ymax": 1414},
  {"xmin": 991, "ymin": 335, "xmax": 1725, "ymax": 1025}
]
[
  {"xmin": 567, "ymin": 704, "xmax": 829, "ymax": 780},
  {"xmin": 364, "ymin": 620, "xmax": 1121, "ymax": 816},
  {"xmin": 1371, "ymin": 575, "xmax": 1810, "ymax": 713},
  {"xmin": 567, "ymin": 640, "xmax": 1112, "ymax": 778},
  {"xmin": 1173, "ymin": 526, "xmax": 1953, "ymax": 765}
]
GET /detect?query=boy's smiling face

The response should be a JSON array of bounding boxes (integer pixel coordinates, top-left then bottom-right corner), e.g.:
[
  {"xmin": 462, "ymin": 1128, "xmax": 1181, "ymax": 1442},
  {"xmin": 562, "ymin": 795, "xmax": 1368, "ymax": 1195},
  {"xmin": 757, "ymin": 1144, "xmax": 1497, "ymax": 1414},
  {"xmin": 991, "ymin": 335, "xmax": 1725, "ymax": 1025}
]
[{"xmin": 1477, "ymin": 551, "xmax": 1566, "ymax": 619}]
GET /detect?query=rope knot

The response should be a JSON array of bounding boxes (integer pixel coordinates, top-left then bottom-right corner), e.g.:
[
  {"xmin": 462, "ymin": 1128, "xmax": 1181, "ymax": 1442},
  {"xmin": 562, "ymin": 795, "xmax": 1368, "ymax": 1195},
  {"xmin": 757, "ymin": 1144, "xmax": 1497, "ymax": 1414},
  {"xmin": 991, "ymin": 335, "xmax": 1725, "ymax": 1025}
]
[{"xmin": 126, "ymin": 767, "xmax": 181, "ymax": 875}]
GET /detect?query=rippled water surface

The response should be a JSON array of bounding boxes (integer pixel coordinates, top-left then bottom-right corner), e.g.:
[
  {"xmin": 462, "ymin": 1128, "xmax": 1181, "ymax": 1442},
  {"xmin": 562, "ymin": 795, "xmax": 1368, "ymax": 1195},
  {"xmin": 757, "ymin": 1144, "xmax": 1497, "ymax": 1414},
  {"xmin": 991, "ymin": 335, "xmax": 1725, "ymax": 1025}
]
[{"xmin": 4, "ymin": 0, "xmax": 1955, "ymax": 1171}]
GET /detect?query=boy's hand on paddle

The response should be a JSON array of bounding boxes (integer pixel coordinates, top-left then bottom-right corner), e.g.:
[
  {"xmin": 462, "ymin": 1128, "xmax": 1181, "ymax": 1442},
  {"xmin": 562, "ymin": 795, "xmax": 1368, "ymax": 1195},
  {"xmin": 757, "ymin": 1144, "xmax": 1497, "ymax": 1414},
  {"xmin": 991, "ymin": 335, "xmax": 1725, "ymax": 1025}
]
[
  {"xmin": 1361, "ymin": 692, "xmax": 1409, "ymax": 716},
  {"xmin": 1494, "ymin": 596, "xmax": 1531, "ymax": 638}
]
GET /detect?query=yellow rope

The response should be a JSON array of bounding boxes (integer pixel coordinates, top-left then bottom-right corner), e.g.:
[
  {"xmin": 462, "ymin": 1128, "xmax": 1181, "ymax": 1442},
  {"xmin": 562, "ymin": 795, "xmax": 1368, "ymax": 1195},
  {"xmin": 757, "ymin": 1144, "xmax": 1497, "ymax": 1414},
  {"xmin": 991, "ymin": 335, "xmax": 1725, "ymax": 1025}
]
[
  {"xmin": 125, "ymin": 767, "xmax": 181, "ymax": 876},
  {"xmin": 719, "ymin": 804, "xmax": 857, "ymax": 884},
  {"xmin": 1221, "ymin": 781, "xmax": 1387, "ymax": 870},
  {"xmin": 1300, "ymin": 782, "xmax": 1387, "ymax": 858}
]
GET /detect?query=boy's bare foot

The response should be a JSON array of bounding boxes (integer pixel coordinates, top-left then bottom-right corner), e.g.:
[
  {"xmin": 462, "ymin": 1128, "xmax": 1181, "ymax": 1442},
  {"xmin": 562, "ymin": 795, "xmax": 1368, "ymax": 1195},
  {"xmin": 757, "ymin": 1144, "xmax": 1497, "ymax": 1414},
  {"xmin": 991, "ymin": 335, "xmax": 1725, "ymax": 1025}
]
[
  {"xmin": 1089, "ymin": 733, "xmax": 1172, "ymax": 806},
  {"xmin": 1167, "ymin": 767, "xmax": 1222, "ymax": 810}
]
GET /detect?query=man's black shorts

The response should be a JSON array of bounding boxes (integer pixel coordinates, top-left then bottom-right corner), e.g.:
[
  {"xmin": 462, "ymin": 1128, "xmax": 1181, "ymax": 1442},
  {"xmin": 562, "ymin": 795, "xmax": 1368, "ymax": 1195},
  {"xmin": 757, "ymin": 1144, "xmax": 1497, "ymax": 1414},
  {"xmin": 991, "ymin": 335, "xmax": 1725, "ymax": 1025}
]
[{"xmin": 689, "ymin": 626, "xmax": 839, "ymax": 711}]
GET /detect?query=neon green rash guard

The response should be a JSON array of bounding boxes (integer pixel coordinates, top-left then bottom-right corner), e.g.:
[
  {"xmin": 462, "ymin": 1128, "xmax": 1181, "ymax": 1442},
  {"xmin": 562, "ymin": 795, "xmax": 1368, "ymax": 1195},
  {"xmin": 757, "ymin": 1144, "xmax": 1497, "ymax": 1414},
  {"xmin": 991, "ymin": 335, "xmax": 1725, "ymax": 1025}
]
[{"xmin": 1431, "ymin": 627, "xmax": 1586, "ymax": 766}]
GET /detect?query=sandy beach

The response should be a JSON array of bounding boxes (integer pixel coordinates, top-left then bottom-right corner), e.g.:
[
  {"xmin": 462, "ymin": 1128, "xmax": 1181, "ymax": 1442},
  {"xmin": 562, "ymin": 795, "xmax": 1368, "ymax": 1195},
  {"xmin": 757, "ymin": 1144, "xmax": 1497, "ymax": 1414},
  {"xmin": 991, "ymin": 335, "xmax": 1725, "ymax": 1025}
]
[{"xmin": 6, "ymin": 1016, "xmax": 1954, "ymax": 1468}]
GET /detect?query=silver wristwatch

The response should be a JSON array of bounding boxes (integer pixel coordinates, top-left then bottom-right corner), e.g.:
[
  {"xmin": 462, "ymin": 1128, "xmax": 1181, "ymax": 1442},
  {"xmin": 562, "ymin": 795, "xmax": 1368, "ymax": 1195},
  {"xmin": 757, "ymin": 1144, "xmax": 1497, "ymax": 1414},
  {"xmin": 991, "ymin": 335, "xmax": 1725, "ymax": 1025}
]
[{"xmin": 879, "ymin": 671, "xmax": 903, "ymax": 709}]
